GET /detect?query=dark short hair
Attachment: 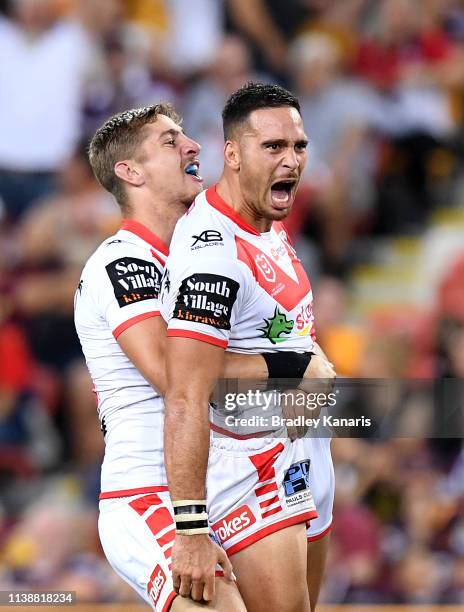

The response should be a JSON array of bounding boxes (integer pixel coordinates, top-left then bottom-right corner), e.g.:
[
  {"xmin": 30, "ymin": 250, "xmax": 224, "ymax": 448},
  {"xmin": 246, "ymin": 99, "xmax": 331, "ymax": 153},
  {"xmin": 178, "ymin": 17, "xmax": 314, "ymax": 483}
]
[
  {"xmin": 222, "ymin": 82, "xmax": 301, "ymax": 140},
  {"xmin": 88, "ymin": 104, "xmax": 181, "ymax": 208}
]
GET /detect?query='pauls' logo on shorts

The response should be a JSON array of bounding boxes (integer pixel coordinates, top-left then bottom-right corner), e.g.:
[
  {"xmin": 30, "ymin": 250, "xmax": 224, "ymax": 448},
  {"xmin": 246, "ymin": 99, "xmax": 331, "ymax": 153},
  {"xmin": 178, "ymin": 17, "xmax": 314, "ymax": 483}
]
[
  {"xmin": 212, "ymin": 505, "xmax": 256, "ymax": 544},
  {"xmin": 173, "ymin": 273, "xmax": 239, "ymax": 329},
  {"xmin": 106, "ymin": 257, "xmax": 161, "ymax": 307},
  {"xmin": 282, "ymin": 460, "xmax": 313, "ymax": 510}
]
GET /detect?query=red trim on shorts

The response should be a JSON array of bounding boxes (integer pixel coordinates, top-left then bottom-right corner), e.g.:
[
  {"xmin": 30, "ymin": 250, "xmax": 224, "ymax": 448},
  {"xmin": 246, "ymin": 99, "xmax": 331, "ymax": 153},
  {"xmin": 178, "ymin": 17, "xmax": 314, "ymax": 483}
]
[
  {"xmin": 129, "ymin": 494, "xmax": 162, "ymax": 516},
  {"xmin": 261, "ymin": 506, "xmax": 281, "ymax": 519},
  {"xmin": 163, "ymin": 590, "xmax": 177, "ymax": 612},
  {"xmin": 121, "ymin": 219, "xmax": 169, "ymax": 255},
  {"xmin": 226, "ymin": 510, "xmax": 317, "ymax": 557},
  {"xmin": 259, "ymin": 495, "xmax": 280, "ymax": 510},
  {"xmin": 158, "ymin": 529, "xmax": 176, "ymax": 549},
  {"xmin": 113, "ymin": 312, "xmax": 160, "ymax": 339},
  {"xmin": 307, "ymin": 523, "xmax": 332, "ymax": 542},
  {"xmin": 167, "ymin": 329, "xmax": 227, "ymax": 348},
  {"xmin": 209, "ymin": 422, "xmax": 273, "ymax": 440},
  {"xmin": 205, "ymin": 186, "xmax": 261, "ymax": 236},
  {"xmin": 146, "ymin": 507, "xmax": 173, "ymax": 537},
  {"xmin": 99, "ymin": 485, "xmax": 169, "ymax": 500},
  {"xmin": 255, "ymin": 482, "xmax": 278, "ymax": 496}
]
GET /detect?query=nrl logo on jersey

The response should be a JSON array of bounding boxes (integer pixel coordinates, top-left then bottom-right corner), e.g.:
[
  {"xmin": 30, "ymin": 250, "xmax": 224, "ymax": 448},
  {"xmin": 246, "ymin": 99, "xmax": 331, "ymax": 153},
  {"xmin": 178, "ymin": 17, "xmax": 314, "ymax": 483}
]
[
  {"xmin": 191, "ymin": 230, "xmax": 223, "ymax": 250},
  {"xmin": 255, "ymin": 253, "xmax": 276, "ymax": 282}
]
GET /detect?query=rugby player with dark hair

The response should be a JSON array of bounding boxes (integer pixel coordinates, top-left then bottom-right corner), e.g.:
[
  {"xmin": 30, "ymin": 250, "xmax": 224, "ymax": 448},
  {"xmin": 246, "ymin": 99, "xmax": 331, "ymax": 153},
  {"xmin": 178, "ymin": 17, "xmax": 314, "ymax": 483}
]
[
  {"xmin": 163, "ymin": 82, "xmax": 335, "ymax": 612},
  {"xmin": 75, "ymin": 99, "xmax": 333, "ymax": 611}
]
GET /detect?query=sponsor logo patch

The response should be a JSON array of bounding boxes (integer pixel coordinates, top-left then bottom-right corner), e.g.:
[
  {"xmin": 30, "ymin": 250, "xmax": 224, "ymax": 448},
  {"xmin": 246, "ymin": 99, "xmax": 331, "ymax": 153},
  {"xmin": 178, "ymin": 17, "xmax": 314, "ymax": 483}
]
[
  {"xmin": 212, "ymin": 505, "xmax": 256, "ymax": 544},
  {"xmin": 173, "ymin": 273, "xmax": 239, "ymax": 330},
  {"xmin": 295, "ymin": 302, "xmax": 313, "ymax": 337},
  {"xmin": 147, "ymin": 564, "xmax": 166, "ymax": 607},
  {"xmin": 282, "ymin": 460, "xmax": 313, "ymax": 509},
  {"xmin": 106, "ymin": 257, "xmax": 161, "ymax": 307},
  {"xmin": 191, "ymin": 229, "xmax": 223, "ymax": 250}
]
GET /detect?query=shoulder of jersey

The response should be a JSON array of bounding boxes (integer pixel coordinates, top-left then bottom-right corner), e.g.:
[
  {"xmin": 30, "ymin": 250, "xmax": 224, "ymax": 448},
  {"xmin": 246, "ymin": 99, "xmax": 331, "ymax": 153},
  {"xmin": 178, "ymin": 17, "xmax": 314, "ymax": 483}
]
[
  {"xmin": 82, "ymin": 230, "xmax": 148, "ymax": 275},
  {"xmin": 171, "ymin": 190, "xmax": 236, "ymax": 259}
]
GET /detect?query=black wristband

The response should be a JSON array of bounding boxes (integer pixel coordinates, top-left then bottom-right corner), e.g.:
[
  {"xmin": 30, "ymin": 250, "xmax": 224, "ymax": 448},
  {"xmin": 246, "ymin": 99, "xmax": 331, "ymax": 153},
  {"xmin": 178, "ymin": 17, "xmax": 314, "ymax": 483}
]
[
  {"xmin": 262, "ymin": 351, "xmax": 312, "ymax": 389},
  {"xmin": 172, "ymin": 503, "xmax": 209, "ymax": 535}
]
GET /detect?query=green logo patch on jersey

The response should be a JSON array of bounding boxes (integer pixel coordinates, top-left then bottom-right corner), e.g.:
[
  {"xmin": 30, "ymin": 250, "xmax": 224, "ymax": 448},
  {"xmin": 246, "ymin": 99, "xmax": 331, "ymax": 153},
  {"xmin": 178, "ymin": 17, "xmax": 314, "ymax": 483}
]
[{"xmin": 259, "ymin": 306, "xmax": 294, "ymax": 344}]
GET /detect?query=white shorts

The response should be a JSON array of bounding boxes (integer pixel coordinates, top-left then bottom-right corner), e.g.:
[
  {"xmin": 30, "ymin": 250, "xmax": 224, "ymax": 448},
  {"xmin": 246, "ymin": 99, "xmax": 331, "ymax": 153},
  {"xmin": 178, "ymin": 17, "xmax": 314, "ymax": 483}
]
[
  {"xmin": 207, "ymin": 436, "xmax": 317, "ymax": 555},
  {"xmin": 99, "ymin": 490, "xmax": 177, "ymax": 611},
  {"xmin": 99, "ymin": 437, "xmax": 317, "ymax": 610},
  {"xmin": 304, "ymin": 435, "xmax": 334, "ymax": 541}
]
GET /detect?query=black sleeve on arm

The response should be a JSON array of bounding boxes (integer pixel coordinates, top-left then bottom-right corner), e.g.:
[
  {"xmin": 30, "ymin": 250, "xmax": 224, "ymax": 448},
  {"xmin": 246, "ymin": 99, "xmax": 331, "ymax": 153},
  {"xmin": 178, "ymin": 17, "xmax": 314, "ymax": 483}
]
[{"xmin": 262, "ymin": 351, "xmax": 312, "ymax": 388}]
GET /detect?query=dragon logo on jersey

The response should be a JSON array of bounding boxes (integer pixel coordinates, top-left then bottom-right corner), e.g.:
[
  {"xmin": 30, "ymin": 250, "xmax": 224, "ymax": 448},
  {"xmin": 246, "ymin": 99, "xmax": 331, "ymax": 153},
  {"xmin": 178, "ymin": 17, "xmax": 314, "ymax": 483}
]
[{"xmin": 258, "ymin": 306, "xmax": 294, "ymax": 344}]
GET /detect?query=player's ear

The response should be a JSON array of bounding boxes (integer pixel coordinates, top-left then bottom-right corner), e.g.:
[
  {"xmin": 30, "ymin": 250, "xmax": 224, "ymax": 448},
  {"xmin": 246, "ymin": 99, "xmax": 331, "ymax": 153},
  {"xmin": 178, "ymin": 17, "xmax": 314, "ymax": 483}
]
[
  {"xmin": 114, "ymin": 160, "xmax": 145, "ymax": 187},
  {"xmin": 224, "ymin": 140, "xmax": 240, "ymax": 171}
]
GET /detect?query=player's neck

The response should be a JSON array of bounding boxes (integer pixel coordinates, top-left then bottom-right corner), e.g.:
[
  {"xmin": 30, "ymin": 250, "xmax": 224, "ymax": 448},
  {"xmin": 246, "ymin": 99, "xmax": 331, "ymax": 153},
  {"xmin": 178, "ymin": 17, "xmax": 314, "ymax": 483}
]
[
  {"xmin": 216, "ymin": 176, "xmax": 272, "ymax": 233},
  {"xmin": 124, "ymin": 200, "xmax": 184, "ymax": 247}
]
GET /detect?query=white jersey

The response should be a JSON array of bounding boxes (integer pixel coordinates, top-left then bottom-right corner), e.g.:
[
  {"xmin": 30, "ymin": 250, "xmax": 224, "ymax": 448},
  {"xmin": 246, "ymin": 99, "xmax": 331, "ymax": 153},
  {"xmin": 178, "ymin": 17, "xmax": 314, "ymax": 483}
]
[
  {"xmin": 74, "ymin": 219, "xmax": 169, "ymax": 496},
  {"xmin": 161, "ymin": 186, "xmax": 317, "ymax": 436},
  {"xmin": 161, "ymin": 185, "xmax": 316, "ymax": 355}
]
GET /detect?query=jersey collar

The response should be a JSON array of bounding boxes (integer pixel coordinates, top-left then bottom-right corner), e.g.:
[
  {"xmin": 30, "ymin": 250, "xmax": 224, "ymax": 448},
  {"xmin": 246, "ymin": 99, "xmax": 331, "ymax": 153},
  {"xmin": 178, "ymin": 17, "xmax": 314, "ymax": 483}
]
[
  {"xmin": 121, "ymin": 219, "xmax": 169, "ymax": 255},
  {"xmin": 205, "ymin": 186, "xmax": 261, "ymax": 236}
]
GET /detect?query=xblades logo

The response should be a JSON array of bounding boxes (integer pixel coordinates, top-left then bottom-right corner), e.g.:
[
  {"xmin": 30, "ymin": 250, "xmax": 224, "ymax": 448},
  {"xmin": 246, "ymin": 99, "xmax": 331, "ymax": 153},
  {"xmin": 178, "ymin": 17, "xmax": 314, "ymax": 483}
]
[{"xmin": 191, "ymin": 230, "xmax": 223, "ymax": 248}]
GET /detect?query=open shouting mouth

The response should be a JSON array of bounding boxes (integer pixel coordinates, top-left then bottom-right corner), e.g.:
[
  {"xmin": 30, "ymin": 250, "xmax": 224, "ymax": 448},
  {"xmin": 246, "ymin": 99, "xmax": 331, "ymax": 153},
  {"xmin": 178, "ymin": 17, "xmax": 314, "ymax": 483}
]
[{"xmin": 270, "ymin": 178, "xmax": 297, "ymax": 209}]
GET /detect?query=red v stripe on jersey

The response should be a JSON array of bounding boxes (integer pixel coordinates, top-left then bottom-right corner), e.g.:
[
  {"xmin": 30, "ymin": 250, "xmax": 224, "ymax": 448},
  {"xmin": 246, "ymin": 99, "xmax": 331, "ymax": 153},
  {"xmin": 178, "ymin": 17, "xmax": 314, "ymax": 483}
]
[{"xmin": 235, "ymin": 235, "xmax": 310, "ymax": 311}]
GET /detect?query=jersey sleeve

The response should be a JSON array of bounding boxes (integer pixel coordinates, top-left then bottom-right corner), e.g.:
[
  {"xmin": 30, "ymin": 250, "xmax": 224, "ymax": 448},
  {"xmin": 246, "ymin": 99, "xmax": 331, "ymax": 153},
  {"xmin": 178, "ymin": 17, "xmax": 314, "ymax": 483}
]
[
  {"xmin": 93, "ymin": 241, "xmax": 164, "ymax": 338},
  {"xmin": 161, "ymin": 257, "xmax": 249, "ymax": 349}
]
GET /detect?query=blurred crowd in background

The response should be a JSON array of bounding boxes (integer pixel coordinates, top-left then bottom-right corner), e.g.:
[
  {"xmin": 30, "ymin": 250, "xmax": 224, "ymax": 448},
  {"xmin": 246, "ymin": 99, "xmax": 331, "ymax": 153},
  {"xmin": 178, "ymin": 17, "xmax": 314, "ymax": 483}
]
[{"xmin": 0, "ymin": 0, "xmax": 463, "ymax": 606}]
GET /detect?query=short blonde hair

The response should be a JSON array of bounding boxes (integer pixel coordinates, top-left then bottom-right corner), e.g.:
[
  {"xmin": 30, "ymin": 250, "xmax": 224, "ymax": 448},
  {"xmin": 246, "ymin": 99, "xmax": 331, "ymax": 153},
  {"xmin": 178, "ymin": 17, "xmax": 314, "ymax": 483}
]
[{"xmin": 88, "ymin": 104, "xmax": 181, "ymax": 208}]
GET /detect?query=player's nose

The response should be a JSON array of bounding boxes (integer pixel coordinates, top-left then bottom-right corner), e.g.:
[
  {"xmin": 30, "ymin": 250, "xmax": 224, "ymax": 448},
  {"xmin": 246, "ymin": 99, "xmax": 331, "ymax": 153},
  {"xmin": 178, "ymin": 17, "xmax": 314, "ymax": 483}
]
[
  {"xmin": 182, "ymin": 135, "xmax": 201, "ymax": 156},
  {"xmin": 281, "ymin": 148, "xmax": 299, "ymax": 171}
]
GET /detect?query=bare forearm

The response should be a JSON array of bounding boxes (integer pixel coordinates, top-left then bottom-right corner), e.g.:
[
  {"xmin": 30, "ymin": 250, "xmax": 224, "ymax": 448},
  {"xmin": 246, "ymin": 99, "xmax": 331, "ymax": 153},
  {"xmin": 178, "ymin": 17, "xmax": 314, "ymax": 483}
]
[
  {"xmin": 223, "ymin": 351, "xmax": 267, "ymax": 378},
  {"xmin": 164, "ymin": 395, "xmax": 210, "ymax": 500}
]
